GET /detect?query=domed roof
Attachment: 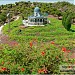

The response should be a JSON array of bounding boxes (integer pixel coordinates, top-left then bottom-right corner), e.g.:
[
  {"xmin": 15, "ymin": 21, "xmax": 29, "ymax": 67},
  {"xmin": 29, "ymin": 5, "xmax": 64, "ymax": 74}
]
[{"xmin": 34, "ymin": 7, "xmax": 40, "ymax": 12}]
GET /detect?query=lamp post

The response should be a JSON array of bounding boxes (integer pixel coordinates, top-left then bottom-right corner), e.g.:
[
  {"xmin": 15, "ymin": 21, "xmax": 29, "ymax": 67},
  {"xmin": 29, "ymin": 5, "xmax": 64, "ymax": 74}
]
[{"xmin": 7, "ymin": 12, "xmax": 10, "ymax": 32}]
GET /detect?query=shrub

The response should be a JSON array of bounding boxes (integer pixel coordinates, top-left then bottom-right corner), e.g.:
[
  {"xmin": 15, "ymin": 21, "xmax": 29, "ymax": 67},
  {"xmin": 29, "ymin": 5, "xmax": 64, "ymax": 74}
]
[
  {"xmin": 0, "ymin": 41, "xmax": 72, "ymax": 74},
  {"xmin": 62, "ymin": 12, "xmax": 72, "ymax": 31},
  {"xmin": 62, "ymin": 12, "xmax": 67, "ymax": 26},
  {"xmin": 0, "ymin": 14, "xmax": 6, "ymax": 22},
  {"xmin": 65, "ymin": 14, "xmax": 71, "ymax": 31}
]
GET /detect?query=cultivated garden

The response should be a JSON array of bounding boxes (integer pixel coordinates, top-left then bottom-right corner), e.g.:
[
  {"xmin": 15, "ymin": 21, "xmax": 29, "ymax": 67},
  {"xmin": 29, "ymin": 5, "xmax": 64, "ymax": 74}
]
[{"xmin": 0, "ymin": 1, "xmax": 75, "ymax": 74}]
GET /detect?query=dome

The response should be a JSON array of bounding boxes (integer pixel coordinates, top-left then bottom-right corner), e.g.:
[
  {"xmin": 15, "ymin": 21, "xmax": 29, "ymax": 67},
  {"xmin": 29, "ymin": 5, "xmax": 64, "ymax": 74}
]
[{"xmin": 34, "ymin": 7, "xmax": 40, "ymax": 12}]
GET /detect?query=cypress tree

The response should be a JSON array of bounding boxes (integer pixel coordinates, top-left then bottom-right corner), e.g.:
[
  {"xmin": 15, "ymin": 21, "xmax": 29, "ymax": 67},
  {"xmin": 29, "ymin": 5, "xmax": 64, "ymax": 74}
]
[
  {"xmin": 62, "ymin": 12, "xmax": 72, "ymax": 31},
  {"xmin": 65, "ymin": 14, "xmax": 71, "ymax": 31}
]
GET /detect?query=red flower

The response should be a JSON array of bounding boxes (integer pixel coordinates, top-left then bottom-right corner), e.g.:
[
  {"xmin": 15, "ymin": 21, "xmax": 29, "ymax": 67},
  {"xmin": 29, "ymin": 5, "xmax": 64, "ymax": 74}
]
[
  {"xmin": 1, "ymin": 67, "xmax": 7, "ymax": 71},
  {"xmin": 41, "ymin": 51, "xmax": 45, "ymax": 56},
  {"xmin": 62, "ymin": 47, "xmax": 67, "ymax": 52},
  {"xmin": 21, "ymin": 68, "xmax": 25, "ymax": 72},
  {"xmin": 38, "ymin": 69, "xmax": 42, "ymax": 73},
  {"xmin": 38, "ymin": 68, "xmax": 47, "ymax": 74},
  {"xmin": 51, "ymin": 41, "xmax": 55, "ymax": 44},
  {"xmin": 67, "ymin": 50, "xmax": 71, "ymax": 53},
  {"xmin": 30, "ymin": 42, "xmax": 33, "ymax": 48}
]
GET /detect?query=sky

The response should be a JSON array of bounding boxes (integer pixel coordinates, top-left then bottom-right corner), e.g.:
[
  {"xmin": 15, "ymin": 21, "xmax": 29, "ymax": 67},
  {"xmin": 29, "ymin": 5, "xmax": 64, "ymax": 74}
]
[{"xmin": 0, "ymin": 0, "xmax": 75, "ymax": 5}]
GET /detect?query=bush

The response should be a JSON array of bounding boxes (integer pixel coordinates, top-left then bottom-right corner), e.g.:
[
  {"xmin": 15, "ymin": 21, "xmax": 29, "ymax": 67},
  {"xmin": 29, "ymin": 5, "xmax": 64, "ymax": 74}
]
[
  {"xmin": 0, "ymin": 14, "xmax": 6, "ymax": 22},
  {"xmin": 62, "ymin": 12, "xmax": 68, "ymax": 26},
  {"xmin": 0, "ymin": 41, "xmax": 71, "ymax": 74},
  {"xmin": 65, "ymin": 14, "xmax": 71, "ymax": 31},
  {"xmin": 62, "ymin": 12, "xmax": 72, "ymax": 31}
]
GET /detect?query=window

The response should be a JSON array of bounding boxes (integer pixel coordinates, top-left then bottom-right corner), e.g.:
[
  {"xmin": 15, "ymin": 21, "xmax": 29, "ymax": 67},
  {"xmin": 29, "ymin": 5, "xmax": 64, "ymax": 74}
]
[{"xmin": 40, "ymin": 19, "xmax": 42, "ymax": 22}]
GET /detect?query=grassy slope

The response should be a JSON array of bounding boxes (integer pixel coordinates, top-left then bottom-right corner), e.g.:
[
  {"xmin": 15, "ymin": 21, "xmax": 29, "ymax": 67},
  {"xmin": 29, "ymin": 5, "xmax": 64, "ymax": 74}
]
[{"xmin": 3, "ymin": 17, "xmax": 75, "ymax": 50}]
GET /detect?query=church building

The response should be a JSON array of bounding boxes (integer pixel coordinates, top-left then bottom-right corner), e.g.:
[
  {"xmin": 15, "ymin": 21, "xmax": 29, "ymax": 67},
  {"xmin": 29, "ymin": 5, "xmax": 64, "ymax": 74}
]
[{"xmin": 23, "ymin": 7, "xmax": 48, "ymax": 26}]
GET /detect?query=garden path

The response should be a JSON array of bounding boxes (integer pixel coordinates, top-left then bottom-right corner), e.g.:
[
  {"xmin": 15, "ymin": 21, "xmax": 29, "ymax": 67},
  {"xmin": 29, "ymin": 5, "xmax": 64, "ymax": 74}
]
[{"xmin": 0, "ymin": 16, "xmax": 19, "ymax": 46}]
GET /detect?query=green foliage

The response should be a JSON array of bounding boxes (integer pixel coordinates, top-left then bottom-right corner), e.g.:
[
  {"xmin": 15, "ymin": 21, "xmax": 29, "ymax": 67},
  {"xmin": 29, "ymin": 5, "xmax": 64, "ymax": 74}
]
[
  {"xmin": 62, "ymin": 12, "xmax": 72, "ymax": 31},
  {"xmin": 0, "ymin": 1, "xmax": 75, "ymax": 25},
  {"xmin": 62, "ymin": 12, "xmax": 68, "ymax": 27},
  {"xmin": 56, "ymin": 10, "xmax": 62, "ymax": 16},
  {"xmin": 2, "ymin": 18, "xmax": 22, "ymax": 34},
  {"xmin": 0, "ymin": 42, "xmax": 70, "ymax": 74},
  {"xmin": 66, "ymin": 14, "xmax": 71, "ymax": 31},
  {"xmin": 0, "ymin": 12, "xmax": 6, "ymax": 23}
]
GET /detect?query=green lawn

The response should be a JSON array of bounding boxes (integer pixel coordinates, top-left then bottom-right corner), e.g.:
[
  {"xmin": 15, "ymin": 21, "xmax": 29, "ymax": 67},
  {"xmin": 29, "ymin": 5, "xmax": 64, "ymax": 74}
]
[{"xmin": 3, "ymin": 17, "xmax": 75, "ymax": 49}]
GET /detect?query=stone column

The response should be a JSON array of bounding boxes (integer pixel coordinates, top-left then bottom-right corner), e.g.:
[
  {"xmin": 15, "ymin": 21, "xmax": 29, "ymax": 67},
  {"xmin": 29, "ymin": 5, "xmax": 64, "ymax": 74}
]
[
  {"xmin": 38, "ymin": 19, "xmax": 40, "ymax": 22},
  {"xmin": 33, "ymin": 19, "xmax": 34, "ymax": 22},
  {"xmin": 30, "ymin": 19, "xmax": 31, "ymax": 22},
  {"xmin": 38, "ymin": 19, "xmax": 39, "ymax": 25},
  {"xmin": 42, "ymin": 19, "xmax": 43, "ymax": 25},
  {"xmin": 42, "ymin": 19, "xmax": 43, "ymax": 22},
  {"xmin": 36, "ymin": 19, "xmax": 37, "ymax": 25},
  {"xmin": 29, "ymin": 18, "xmax": 30, "ymax": 24}
]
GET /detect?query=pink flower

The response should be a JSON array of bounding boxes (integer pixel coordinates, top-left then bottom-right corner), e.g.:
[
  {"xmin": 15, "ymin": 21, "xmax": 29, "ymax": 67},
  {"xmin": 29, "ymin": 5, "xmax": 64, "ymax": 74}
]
[
  {"xmin": 43, "ymin": 68, "xmax": 48, "ymax": 73},
  {"xmin": 10, "ymin": 41, "xmax": 18, "ymax": 46}
]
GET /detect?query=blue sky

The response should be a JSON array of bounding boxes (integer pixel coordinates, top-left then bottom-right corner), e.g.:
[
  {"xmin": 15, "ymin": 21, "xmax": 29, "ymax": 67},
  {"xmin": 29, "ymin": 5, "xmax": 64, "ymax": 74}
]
[{"xmin": 0, "ymin": 0, "xmax": 74, "ymax": 5}]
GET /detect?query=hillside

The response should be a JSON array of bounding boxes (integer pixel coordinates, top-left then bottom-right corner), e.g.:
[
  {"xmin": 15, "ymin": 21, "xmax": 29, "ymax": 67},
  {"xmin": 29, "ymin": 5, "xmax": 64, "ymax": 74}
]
[{"xmin": 0, "ymin": 1, "xmax": 75, "ymax": 25}]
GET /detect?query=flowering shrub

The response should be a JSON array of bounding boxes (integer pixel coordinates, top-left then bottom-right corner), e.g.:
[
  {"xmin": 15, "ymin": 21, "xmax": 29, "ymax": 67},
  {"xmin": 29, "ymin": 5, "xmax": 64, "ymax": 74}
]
[{"xmin": 0, "ymin": 41, "xmax": 72, "ymax": 74}]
